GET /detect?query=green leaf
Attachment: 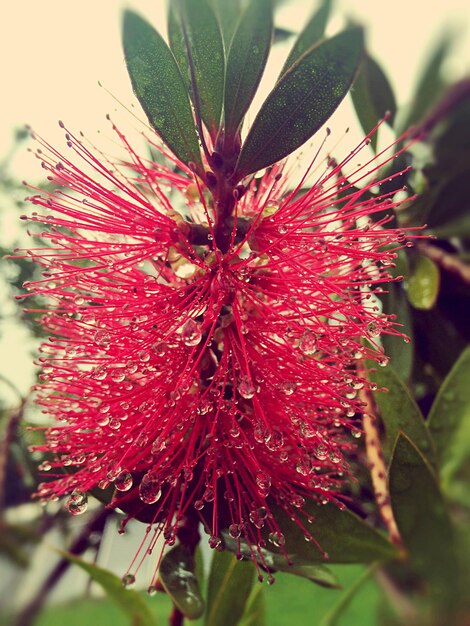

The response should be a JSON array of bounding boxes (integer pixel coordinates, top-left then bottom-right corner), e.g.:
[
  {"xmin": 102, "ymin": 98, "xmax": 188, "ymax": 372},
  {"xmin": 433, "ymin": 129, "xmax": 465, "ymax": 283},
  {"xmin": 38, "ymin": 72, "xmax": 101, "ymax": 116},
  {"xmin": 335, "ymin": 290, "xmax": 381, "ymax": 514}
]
[
  {"xmin": 159, "ymin": 543, "xmax": 205, "ymax": 619},
  {"xmin": 400, "ymin": 30, "xmax": 455, "ymax": 131},
  {"xmin": 209, "ymin": 0, "xmax": 242, "ymax": 48},
  {"xmin": 279, "ymin": 0, "xmax": 332, "ymax": 78},
  {"xmin": 205, "ymin": 551, "xmax": 255, "ymax": 626},
  {"xmin": 319, "ymin": 564, "xmax": 378, "ymax": 626},
  {"xmin": 229, "ymin": 501, "xmax": 395, "ymax": 568},
  {"xmin": 221, "ymin": 534, "xmax": 341, "ymax": 588},
  {"xmin": 405, "ymin": 254, "xmax": 440, "ymax": 310},
  {"xmin": 379, "ymin": 283, "xmax": 414, "ymax": 381},
  {"xmin": 351, "ymin": 53, "xmax": 396, "ymax": 152},
  {"xmin": 235, "ymin": 27, "xmax": 364, "ymax": 179},
  {"xmin": 176, "ymin": 0, "xmax": 225, "ymax": 136},
  {"xmin": 365, "ymin": 361, "xmax": 436, "ymax": 465},
  {"xmin": 389, "ymin": 434, "xmax": 460, "ymax": 607},
  {"xmin": 427, "ymin": 346, "xmax": 470, "ymax": 502},
  {"xmin": 58, "ymin": 551, "xmax": 155, "ymax": 626},
  {"xmin": 224, "ymin": 0, "xmax": 273, "ymax": 138},
  {"xmin": 238, "ymin": 585, "xmax": 266, "ymax": 626},
  {"xmin": 122, "ymin": 11, "xmax": 202, "ymax": 171},
  {"xmin": 424, "ymin": 169, "xmax": 470, "ymax": 237}
]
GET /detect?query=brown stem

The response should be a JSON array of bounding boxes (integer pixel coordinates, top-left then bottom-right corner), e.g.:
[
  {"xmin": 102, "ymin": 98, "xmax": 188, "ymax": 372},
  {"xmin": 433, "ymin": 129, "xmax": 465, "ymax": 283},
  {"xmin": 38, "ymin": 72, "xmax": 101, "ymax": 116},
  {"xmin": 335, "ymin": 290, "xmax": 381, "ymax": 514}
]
[
  {"xmin": 0, "ymin": 398, "xmax": 26, "ymax": 512},
  {"xmin": 14, "ymin": 507, "xmax": 111, "ymax": 626},
  {"xmin": 358, "ymin": 370, "xmax": 401, "ymax": 546},
  {"xmin": 170, "ymin": 606, "xmax": 184, "ymax": 626},
  {"xmin": 417, "ymin": 241, "xmax": 470, "ymax": 284}
]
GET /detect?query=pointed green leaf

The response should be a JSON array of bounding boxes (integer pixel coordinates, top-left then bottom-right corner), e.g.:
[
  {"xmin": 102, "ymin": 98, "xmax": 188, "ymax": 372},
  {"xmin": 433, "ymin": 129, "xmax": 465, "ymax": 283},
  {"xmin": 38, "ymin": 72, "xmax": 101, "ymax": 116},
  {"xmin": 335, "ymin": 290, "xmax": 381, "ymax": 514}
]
[
  {"xmin": 266, "ymin": 500, "xmax": 396, "ymax": 564},
  {"xmin": 351, "ymin": 53, "xmax": 396, "ymax": 152},
  {"xmin": 167, "ymin": 4, "xmax": 190, "ymax": 91},
  {"xmin": 176, "ymin": 0, "xmax": 225, "ymax": 136},
  {"xmin": 235, "ymin": 27, "xmax": 364, "ymax": 178},
  {"xmin": 389, "ymin": 434, "xmax": 460, "ymax": 607},
  {"xmin": 122, "ymin": 11, "xmax": 202, "ymax": 170},
  {"xmin": 319, "ymin": 564, "xmax": 378, "ymax": 626},
  {"xmin": 159, "ymin": 543, "xmax": 204, "ymax": 619},
  {"xmin": 58, "ymin": 551, "xmax": 155, "ymax": 626},
  {"xmin": 365, "ymin": 361, "xmax": 436, "ymax": 465},
  {"xmin": 427, "ymin": 346, "xmax": 470, "ymax": 502},
  {"xmin": 405, "ymin": 254, "xmax": 440, "ymax": 310},
  {"xmin": 209, "ymin": 0, "xmax": 242, "ymax": 48},
  {"xmin": 400, "ymin": 31, "xmax": 455, "ymax": 131},
  {"xmin": 379, "ymin": 283, "xmax": 414, "ymax": 381},
  {"xmin": 224, "ymin": 0, "xmax": 273, "ymax": 138},
  {"xmin": 279, "ymin": 0, "xmax": 332, "ymax": 77},
  {"xmin": 221, "ymin": 533, "xmax": 341, "ymax": 588},
  {"xmin": 205, "ymin": 551, "xmax": 255, "ymax": 626},
  {"xmin": 238, "ymin": 585, "xmax": 266, "ymax": 626}
]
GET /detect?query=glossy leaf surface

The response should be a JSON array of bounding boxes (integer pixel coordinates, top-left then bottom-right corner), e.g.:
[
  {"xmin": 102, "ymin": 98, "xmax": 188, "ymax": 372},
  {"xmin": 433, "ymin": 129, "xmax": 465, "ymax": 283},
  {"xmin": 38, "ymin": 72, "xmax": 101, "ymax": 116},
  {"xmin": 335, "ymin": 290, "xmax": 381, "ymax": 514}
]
[
  {"xmin": 224, "ymin": 0, "xmax": 273, "ymax": 137},
  {"xmin": 405, "ymin": 254, "xmax": 440, "ymax": 310},
  {"xmin": 427, "ymin": 346, "xmax": 470, "ymax": 503},
  {"xmin": 159, "ymin": 543, "xmax": 205, "ymax": 619},
  {"xmin": 205, "ymin": 551, "xmax": 255, "ymax": 626},
  {"xmin": 122, "ymin": 11, "xmax": 202, "ymax": 170},
  {"xmin": 279, "ymin": 0, "xmax": 332, "ymax": 78},
  {"xmin": 389, "ymin": 434, "xmax": 460, "ymax": 608},
  {"xmin": 59, "ymin": 552, "xmax": 155, "ymax": 626},
  {"xmin": 235, "ymin": 28, "xmax": 364, "ymax": 178},
  {"xmin": 351, "ymin": 53, "xmax": 396, "ymax": 151},
  {"xmin": 365, "ymin": 361, "xmax": 436, "ymax": 464}
]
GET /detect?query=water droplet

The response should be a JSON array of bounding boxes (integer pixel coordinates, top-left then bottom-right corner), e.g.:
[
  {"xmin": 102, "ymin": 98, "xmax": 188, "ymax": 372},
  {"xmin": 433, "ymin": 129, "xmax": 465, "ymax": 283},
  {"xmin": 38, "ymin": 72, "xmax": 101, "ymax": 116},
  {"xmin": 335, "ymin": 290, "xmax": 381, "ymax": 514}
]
[
  {"xmin": 278, "ymin": 381, "xmax": 297, "ymax": 396},
  {"xmin": 265, "ymin": 430, "xmax": 284, "ymax": 452},
  {"xmin": 152, "ymin": 341, "xmax": 168, "ymax": 356},
  {"xmin": 203, "ymin": 486, "xmax": 215, "ymax": 502},
  {"xmin": 249, "ymin": 506, "xmax": 268, "ymax": 529},
  {"xmin": 209, "ymin": 535, "xmax": 223, "ymax": 549},
  {"xmin": 182, "ymin": 319, "xmax": 202, "ymax": 347},
  {"xmin": 115, "ymin": 470, "xmax": 133, "ymax": 491},
  {"xmin": 66, "ymin": 491, "xmax": 88, "ymax": 515},
  {"xmin": 94, "ymin": 330, "xmax": 111, "ymax": 347},
  {"xmin": 256, "ymin": 470, "xmax": 271, "ymax": 494},
  {"xmin": 268, "ymin": 531, "xmax": 285, "ymax": 547},
  {"xmin": 238, "ymin": 375, "xmax": 255, "ymax": 399},
  {"xmin": 299, "ymin": 330, "xmax": 317, "ymax": 356},
  {"xmin": 229, "ymin": 523, "xmax": 243, "ymax": 538},
  {"xmin": 367, "ymin": 322, "xmax": 381, "ymax": 338},
  {"xmin": 139, "ymin": 472, "xmax": 162, "ymax": 504},
  {"xmin": 122, "ymin": 573, "xmax": 135, "ymax": 587},
  {"xmin": 194, "ymin": 499, "xmax": 204, "ymax": 510},
  {"xmin": 147, "ymin": 585, "xmax": 157, "ymax": 596},
  {"xmin": 313, "ymin": 442, "xmax": 328, "ymax": 461}
]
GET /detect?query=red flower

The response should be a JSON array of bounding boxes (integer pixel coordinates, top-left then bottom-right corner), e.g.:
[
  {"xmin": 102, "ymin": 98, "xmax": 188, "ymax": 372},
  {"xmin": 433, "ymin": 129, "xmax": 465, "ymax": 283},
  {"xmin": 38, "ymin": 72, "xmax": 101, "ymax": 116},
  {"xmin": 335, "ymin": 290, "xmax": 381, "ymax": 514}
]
[{"xmin": 22, "ymin": 119, "xmax": 411, "ymax": 584}]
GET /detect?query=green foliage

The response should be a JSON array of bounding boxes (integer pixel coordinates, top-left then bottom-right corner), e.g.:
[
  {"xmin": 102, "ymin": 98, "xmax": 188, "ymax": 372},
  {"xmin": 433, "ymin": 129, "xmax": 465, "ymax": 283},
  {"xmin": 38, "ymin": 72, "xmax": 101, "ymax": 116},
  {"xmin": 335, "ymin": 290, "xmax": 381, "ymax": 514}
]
[
  {"xmin": 428, "ymin": 346, "xmax": 470, "ymax": 504},
  {"xmin": 159, "ymin": 543, "xmax": 205, "ymax": 619},
  {"xmin": 223, "ymin": 0, "xmax": 273, "ymax": 139},
  {"xmin": 58, "ymin": 552, "xmax": 156, "ymax": 626},
  {"xmin": 205, "ymin": 551, "xmax": 255, "ymax": 626},
  {"xmin": 172, "ymin": 0, "xmax": 226, "ymax": 137},
  {"xmin": 235, "ymin": 28, "xmax": 364, "ymax": 177},
  {"xmin": 122, "ymin": 11, "xmax": 203, "ymax": 170},
  {"xmin": 405, "ymin": 254, "xmax": 440, "ymax": 310},
  {"xmin": 279, "ymin": 0, "xmax": 332, "ymax": 78},
  {"xmin": 351, "ymin": 53, "xmax": 396, "ymax": 152},
  {"xmin": 389, "ymin": 434, "xmax": 461, "ymax": 610}
]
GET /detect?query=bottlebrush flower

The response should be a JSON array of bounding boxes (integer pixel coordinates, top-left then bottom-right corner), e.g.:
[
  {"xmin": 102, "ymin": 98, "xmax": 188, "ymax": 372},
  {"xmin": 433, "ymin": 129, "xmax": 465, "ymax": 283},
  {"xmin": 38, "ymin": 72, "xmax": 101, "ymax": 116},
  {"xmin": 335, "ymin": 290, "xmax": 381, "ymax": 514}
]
[{"xmin": 21, "ymin": 118, "xmax": 412, "ymax": 585}]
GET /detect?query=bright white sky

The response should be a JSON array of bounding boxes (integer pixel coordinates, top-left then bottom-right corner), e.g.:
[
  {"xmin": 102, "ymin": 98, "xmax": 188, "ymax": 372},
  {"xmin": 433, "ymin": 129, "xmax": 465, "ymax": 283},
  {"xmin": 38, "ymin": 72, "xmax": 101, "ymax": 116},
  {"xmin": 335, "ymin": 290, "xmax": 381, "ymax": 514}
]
[{"xmin": 0, "ymin": 0, "xmax": 469, "ymax": 400}]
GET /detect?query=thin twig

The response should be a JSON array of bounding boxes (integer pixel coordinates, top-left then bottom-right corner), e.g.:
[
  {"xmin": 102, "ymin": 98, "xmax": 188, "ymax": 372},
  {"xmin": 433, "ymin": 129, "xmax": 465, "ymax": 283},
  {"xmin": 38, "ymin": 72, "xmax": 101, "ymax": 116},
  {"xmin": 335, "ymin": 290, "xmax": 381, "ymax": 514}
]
[
  {"xmin": 417, "ymin": 241, "xmax": 470, "ymax": 284},
  {"xmin": 0, "ymin": 399, "xmax": 26, "ymax": 511},
  {"xmin": 358, "ymin": 372, "xmax": 401, "ymax": 546}
]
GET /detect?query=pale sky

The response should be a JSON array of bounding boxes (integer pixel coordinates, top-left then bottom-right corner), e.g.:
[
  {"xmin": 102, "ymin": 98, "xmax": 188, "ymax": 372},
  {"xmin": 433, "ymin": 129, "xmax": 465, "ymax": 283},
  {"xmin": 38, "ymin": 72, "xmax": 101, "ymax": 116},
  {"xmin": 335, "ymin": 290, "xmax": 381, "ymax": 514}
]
[{"xmin": 0, "ymin": 0, "xmax": 469, "ymax": 400}]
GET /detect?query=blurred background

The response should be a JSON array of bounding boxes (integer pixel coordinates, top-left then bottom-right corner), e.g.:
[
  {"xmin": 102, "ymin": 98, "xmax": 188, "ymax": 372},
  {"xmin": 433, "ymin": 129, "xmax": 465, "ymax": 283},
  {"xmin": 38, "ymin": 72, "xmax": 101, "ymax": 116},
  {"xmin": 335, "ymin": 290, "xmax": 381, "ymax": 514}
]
[{"xmin": 1, "ymin": 1, "xmax": 469, "ymax": 625}]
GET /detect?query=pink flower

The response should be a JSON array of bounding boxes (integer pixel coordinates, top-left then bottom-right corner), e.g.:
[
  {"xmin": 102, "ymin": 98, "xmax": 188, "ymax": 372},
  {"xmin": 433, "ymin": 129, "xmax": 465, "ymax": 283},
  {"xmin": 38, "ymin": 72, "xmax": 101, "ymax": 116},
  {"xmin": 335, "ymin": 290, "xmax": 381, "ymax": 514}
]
[{"xmin": 22, "ymin": 118, "xmax": 411, "ymax": 583}]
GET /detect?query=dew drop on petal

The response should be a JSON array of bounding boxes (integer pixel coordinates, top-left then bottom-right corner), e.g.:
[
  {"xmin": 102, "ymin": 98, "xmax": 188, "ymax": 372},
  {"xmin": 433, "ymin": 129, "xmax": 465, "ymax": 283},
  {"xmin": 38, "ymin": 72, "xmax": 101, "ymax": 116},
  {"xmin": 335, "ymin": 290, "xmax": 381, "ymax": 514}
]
[
  {"xmin": 139, "ymin": 472, "xmax": 162, "ymax": 504},
  {"xmin": 66, "ymin": 491, "xmax": 88, "ymax": 515},
  {"xmin": 122, "ymin": 573, "xmax": 135, "ymax": 587},
  {"xmin": 299, "ymin": 330, "xmax": 318, "ymax": 356},
  {"xmin": 268, "ymin": 531, "xmax": 285, "ymax": 547},
  {"xmin": 182, "ymin": 319, "xmax": 202, "ymax": 347},
  {"xmin": 115, "ymin": 470, "xmax": 133, "ymax": 492},
  {"xmin": 249, "ymin": 506, "xmax": 268, "ymax": 529},
  {"xmin": 238, "ymin": 375, "xmax": 256, "ymax": 399}
]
